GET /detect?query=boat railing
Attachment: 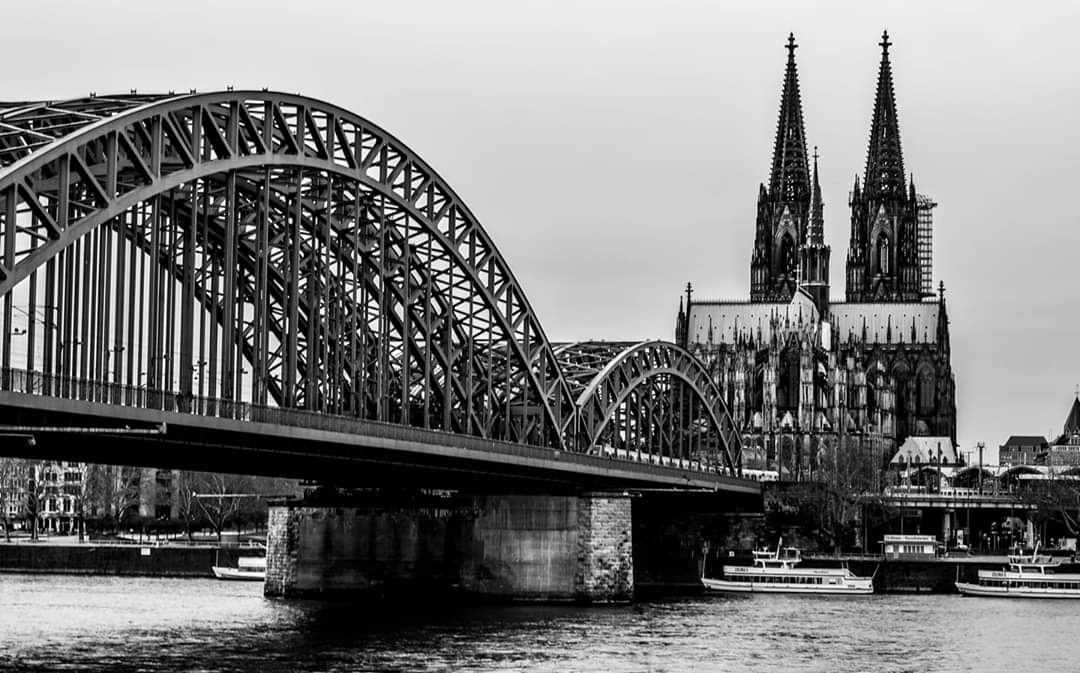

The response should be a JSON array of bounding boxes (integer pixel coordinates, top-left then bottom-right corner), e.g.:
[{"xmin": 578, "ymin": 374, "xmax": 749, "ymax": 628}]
[
  {"xmin": 1007, "ymin": 555, "xmax": 1059, "ymax": 567},
  {"xmin": 751, "ymin": 546, "xmax": 802, "ymax": 564}
]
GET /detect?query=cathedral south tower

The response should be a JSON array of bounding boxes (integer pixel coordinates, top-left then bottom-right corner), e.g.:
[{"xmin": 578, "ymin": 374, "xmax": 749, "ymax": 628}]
[{"xmin": 846, "ymin": 32, "xmax": 922, "ymax": 302}]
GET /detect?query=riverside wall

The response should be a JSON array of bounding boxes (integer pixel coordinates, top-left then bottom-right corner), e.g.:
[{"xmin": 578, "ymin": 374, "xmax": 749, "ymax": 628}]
[{"xmin": 0, "ymin": 543, "xmax": 244, "ymax": 577}]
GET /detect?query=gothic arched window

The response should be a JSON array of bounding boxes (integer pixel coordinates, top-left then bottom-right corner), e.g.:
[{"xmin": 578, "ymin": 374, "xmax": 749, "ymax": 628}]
[
  {"xmin": 917, "ymin": 370, "xmax": 935, "ymax": 415},
  {"xmin": 893, "ymin": 368, "xmax": 909, "ymax": 414},
  {"xmin": 876, "ymin": 233, "xmax": 891, "ymax": 275},
  {"xmin": 893, "ymin": 366, "xmax": 911, "ymax": 436},
  {"xmin": 778, "ymin": 233, "xmax": 795, "ymax": 275},
  {"xmin": 777, "ymin": 349, "xmax": 800, "ymax": 411}
]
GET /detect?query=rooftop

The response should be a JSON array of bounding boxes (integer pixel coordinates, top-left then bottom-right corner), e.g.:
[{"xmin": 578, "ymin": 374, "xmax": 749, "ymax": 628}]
[{"xmin": 1002, "ymin": 436, "xmax": 1049, "ymax": 448}]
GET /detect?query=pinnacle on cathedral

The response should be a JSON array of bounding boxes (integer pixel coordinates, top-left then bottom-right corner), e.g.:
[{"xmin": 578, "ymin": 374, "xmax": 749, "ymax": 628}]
[
  {"xmin": 800, "ymin": 147, "xmax": 831, "ymax": 314},
  {"xmin": 808, "ymin": 147, "xmax": 824, "ymax": 246}
]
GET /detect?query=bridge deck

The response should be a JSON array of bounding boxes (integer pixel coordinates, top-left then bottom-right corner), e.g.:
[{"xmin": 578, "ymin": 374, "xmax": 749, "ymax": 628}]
[{"xmin": 0, "ymin": 389, "xmax": 760, "ymax": 495}]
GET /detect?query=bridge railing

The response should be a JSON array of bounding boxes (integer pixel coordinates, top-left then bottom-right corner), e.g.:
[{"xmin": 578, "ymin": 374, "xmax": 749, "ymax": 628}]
[{"xmin": 0, "ymin": 367, "xmax": 738, "ymax": 480}]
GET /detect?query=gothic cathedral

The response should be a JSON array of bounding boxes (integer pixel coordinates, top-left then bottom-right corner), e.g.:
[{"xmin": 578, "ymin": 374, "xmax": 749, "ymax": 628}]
[{"xmin": 676, "ymin": 33, "xmax": 957, "ymax": 476}]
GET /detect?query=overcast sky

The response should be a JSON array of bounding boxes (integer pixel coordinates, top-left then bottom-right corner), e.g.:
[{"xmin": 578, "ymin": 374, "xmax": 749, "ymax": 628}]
[{"xmin": 3, "ymin": 0, "xmax": 1078, "ymax": 461}]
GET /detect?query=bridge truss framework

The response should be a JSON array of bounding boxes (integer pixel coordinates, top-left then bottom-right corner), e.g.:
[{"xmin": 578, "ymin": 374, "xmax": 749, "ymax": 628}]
[{"xmin": 0, "ymin": 91, "xmax": 741, "ymax": 477}]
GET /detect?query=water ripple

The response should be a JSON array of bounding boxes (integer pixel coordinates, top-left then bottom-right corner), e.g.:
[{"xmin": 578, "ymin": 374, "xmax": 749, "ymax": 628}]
[{"xmin": 1, "ymin": 575, "xmax": 1077, "ymax": 672}]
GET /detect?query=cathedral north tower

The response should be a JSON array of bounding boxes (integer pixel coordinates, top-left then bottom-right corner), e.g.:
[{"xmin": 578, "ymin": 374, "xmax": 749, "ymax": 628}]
[{"xmin": 750, "ymin": 34, "xmax": 828, "ymax": 310}]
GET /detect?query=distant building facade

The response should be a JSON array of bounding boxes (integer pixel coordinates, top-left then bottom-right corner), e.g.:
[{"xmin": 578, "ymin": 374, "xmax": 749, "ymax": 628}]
[
  {"xmin": 999, "ymin": 436, "xmax": 1049, "ymax": 466},
  {"xmin": 1046, "ymin": 398, "xmax": 1080, "ymax": 467},
  {"xmin": 132, "ymin": 467, "xmax": 181, "ymax": 520},
  {"xmin": 37, "ymin": 461, "xmax": 83, "ymax": 533},
  {"xmin": 676, "ymin": 32, "xmax": 956, "ymax": 476},
  {"xmin": 0, "ymin": 460, "xmax": 181, "ymax": 534}
]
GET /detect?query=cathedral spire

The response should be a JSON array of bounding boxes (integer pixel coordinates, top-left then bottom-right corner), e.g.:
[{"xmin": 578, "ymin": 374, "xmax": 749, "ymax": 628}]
[
  {"xmin": 799, "ymin": 145, "xmax": 831, "ymax": 316},
  {"xmin": 846, "ymin": 31, "xmax": 921, "ymax": 303},
  {"xmin": 863, "ymin": 30, "xmax": 905, "ymax": 198},
  {"xmin": 808, "ymin": 146, "xmax": 824, "ymax": 246},
  {"xmin": 768, "ymin": 33, "xmax": 811, "ymax": 203}
]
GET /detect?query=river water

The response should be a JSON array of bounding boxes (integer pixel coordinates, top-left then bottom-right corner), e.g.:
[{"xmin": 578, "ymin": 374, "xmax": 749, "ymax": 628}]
[{"xmin": 0, "ymin": 574, "xmax": 1075, "ymax": 672}]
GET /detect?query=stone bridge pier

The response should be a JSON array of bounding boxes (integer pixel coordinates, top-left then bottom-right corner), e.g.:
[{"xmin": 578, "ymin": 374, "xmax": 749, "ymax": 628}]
[{"xmin": 265, "ymin": 490, "xmax": 634, "ymax": 603}]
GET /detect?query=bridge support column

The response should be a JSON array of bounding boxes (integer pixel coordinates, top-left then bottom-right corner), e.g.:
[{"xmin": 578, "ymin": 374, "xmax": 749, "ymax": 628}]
[
  {"xmin": 573, "ymin": 493, "xmax": 634, "ymax": 602},
  {"xmin": 264, "ymin": 492, "xmax": 632, "ymax": 603}
]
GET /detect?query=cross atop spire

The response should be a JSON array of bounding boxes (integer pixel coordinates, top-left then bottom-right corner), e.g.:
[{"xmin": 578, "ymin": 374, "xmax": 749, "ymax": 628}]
[
  {"xmin": 863, "ymin": 30, "xmax": 905, "ymax": 198},
  {"xmin": 768, "ymin": 32, "xmax": 811, "ymax": 203},
  {"xmin": 1065, "ymin": 396, "xmax": 1080, "ymax": 434}
]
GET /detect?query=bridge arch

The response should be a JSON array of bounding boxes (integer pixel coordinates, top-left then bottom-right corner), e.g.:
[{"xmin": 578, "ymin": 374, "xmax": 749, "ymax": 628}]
[
  {"xmin": 0, "ymin": 91, "xmax": 573, "ymax": 447},
  {"xmin": 555, "ymin": 341, "xmax": 742, "ymax": 474}
]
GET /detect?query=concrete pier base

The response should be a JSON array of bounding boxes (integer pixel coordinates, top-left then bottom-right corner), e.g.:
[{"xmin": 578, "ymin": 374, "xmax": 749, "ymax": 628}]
[{"xmin": 265, "ymin": 492, "xmax": 632, "ymax": 603}]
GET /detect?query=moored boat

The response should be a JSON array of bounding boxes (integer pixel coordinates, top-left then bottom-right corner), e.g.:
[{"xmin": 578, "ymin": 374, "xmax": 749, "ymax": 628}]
[
  {"xmin": 702, "ymin": 542, "xmax": 874, "ymax": 595},
  {"xmin": 211, "ymin": 555, "xmax": 266, "ymax": 581},
  {"xmin": 956, "ymin": 546, "xmax": 1080, "ymax": 598}
]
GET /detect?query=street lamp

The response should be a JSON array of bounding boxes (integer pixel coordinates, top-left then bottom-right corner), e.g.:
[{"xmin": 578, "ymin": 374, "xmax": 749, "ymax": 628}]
[{"xmin": 977, "ymin": 441, "xmax": 985, "ymax": 493}]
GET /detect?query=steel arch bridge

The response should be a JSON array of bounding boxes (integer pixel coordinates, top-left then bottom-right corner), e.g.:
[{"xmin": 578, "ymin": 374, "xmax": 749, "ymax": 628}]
[{"xmin": 0, "ymin": 90, "xmax": 743, "ymax": 486}]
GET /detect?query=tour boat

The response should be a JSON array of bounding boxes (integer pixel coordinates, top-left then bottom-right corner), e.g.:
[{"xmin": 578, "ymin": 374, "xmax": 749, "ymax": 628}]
[
  {"xmin": 211, "ymin": 555, "xmax": 266, "ymax": 581},
  {"xmin": 956, "ymin": 546, "xmax": 1080, "ymax": 598},
  {"xmin": 702, "ymin": 542, "xmax": 875, "ymax": 594}
]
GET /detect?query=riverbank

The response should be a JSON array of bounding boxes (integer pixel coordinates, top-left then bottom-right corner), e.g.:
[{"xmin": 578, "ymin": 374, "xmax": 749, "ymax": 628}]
[
  {"xmin": 701, "ymin": 550, "xmax": 1080, "ymax": 594},
  {"xmin": 3, "ymin": 541, "xmax": 1056, "ymax": 593},
  {"xmin": 804, "ymin": 553, "xmax": 1080, "ymax": 593},
  {"xmin": 0, "ymin": 541, "xmax": 250, "ymax": 577}
]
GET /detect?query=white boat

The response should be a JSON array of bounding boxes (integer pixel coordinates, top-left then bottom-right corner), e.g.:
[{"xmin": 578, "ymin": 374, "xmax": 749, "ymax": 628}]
[
  {"xmin": 212, "ymin": 555, "xmax": 266, "ymax": 581},
  {"xmin": 956, "ymin": 546, "xmax": 1080, "ymax": 598},
  {"xmin": 702, "ymin": 543, "xmax": 874, "ymax": 595}
]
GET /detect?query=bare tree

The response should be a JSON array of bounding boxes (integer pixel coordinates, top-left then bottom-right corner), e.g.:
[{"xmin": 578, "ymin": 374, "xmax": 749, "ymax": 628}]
[
  {"xmin": 780, "ymin": 437, "xmax": 891, "ymax": 553},
  {"xmin": 1019, "ymin": 477, "xmax": 1080, "ymax": 537},
  {"xmin": 177, "ymin": 472, "xmax": 299, "ymax": 541},
  {"xmin": 186, "ymin": 471, "xmax": 255, "ymax": 542},
  {"xmin": 77, "ymin": 464, "xmax": 139, "ymax": 540},
  {"xmin": 0, "ymin": 458, "xmax": 30, "ymax": 542},
  {"xmin": 175, "ymin": 471, "xmax": 204, "ymax": 541}
]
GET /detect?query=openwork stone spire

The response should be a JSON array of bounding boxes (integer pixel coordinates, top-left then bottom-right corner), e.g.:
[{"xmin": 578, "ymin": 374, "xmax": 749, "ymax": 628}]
[
  {"xmin": 808, "ymin": 146, "xmax": 825, "ymax": 246},
  {"xmin": 800, "ymin": 145, "xmax": 831, "ymax": 316},
  {"xmin": 863, "ymin": 30, "xmax": 906, "ymax": 198},
  {"xmin": 768, "ymin": 33, "xmax": 811, "ymax": 203}
]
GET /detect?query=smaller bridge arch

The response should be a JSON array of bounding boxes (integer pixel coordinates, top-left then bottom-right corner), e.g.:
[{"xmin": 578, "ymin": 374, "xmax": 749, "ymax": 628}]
[{"xmin": 555, "ymin": 341, "xmax": 742, "ymax": 475}]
